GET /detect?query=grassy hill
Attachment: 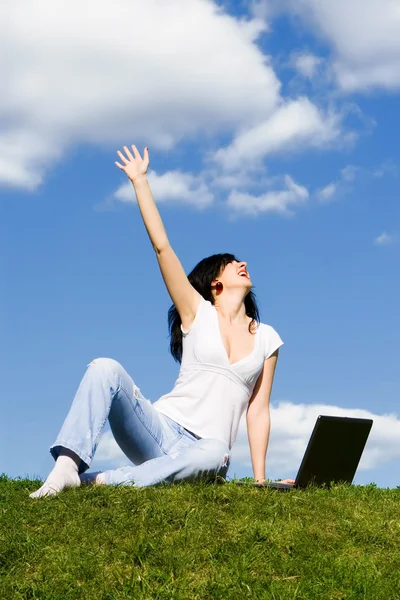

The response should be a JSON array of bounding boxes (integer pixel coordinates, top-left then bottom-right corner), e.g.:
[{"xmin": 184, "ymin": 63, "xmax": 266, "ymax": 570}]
[{"xmin": 1, "ymin": 475, "xmax": 400, "ymax": 599}]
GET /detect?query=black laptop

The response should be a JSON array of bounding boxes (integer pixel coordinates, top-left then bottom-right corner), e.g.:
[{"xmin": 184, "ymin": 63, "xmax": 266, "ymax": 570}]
[{"xmin": 235, "ymin": 415, "xmax": 373, "ymax": 491}]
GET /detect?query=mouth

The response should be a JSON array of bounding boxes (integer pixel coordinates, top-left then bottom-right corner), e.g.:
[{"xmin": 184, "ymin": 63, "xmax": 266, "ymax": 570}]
[{"xmin": 238, "ymin": 270, "xmax": 249, "ymax": 279}]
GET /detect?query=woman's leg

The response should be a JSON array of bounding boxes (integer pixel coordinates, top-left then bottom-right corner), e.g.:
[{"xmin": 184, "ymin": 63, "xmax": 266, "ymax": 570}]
[
  {"xmin": 30, "ymin": 357, "xmax": 175, "ymax": 497},
  {"xmin": 100, "ymin": 437, "xmax": 230, "ymax": 488}
]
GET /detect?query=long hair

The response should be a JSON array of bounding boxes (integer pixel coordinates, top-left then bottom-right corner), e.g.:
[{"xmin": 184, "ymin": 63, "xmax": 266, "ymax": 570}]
[{"xmin": 168, "ymin": 253, "xmax": 260, "ymax": 363}]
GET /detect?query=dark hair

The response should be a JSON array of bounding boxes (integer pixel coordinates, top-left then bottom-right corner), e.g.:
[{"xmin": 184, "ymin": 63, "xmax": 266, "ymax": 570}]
[{"xmin": 168, "ymin": 253, "xmax": 260, "ymax": 363}]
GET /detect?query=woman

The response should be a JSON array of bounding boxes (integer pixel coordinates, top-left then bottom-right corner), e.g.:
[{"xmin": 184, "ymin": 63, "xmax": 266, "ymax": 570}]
[{"xmin": 30, "ymin": 145, "xmax": 294, "ymax": 498}]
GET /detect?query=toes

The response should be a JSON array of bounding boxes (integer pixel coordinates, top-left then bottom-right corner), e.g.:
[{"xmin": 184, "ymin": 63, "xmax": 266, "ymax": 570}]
[{"xmin": 29, "ymin": 484, "xmax": 59, "ymax": 499}]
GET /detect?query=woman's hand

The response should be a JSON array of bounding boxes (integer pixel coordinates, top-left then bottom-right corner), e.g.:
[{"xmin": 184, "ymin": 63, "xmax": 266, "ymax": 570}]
[
  {"xmin": 279, "ymin": 479, "xmax": 295, "ymax": 484},
  {"xmin": 115, "ymin": 145, "xmax": 149, "ymax": 183},
  {"xmin": 255, "ymin": 478, "xmax": 296, "ymax": 484}
]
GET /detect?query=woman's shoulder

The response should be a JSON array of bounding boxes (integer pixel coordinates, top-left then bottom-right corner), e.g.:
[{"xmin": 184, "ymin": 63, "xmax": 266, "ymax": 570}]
[
  {"xmin": 257, "ymin": 321, "xmax": 284, "ymax": 359},
  {"xmin": 196, "ymin": 295, "xmax": 214, "ymax": 315},
  {"xmin": 181, "ymin": 295, "xmax": 214, "ymax": 336}
]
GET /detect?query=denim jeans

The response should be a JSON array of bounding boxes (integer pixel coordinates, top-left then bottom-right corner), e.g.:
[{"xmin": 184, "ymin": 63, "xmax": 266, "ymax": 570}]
[{"xmin": 50, "ymin": 358, "xmax": 230, "ymax": 487}]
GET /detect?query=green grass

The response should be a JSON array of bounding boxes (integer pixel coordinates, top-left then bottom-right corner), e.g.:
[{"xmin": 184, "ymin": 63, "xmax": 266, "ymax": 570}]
[{"xmin": 1, "ymin": 475, "xmax": 400, "ymax": 599}]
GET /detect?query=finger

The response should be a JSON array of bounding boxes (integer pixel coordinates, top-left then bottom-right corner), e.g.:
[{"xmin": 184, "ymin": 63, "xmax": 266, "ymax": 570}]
[
  {"xmin": 131, "ymin": 144, "xmax": 141, "ymax": 160},
  {"xmin": 115, "ymin": 161, "xmax": 125, "ymax": 170},
  {"xmin": 117, "ymin": 150, "xmax": 129, "ymax": 165},
  {"xmin": 123, "ymin": 145, "xmax": 135, "ymax": 162}
]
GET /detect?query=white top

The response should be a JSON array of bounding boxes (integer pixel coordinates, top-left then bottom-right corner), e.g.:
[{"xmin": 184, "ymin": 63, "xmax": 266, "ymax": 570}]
[{"xmin": 153, "ymin": 296, "xmax": 283, "ymax": 449}]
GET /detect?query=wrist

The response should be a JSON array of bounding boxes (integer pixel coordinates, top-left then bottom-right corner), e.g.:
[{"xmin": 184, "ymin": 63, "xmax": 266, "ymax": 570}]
[{"xmin": 132, "ymin": 175, "xmax": 148, "ymax": 188}]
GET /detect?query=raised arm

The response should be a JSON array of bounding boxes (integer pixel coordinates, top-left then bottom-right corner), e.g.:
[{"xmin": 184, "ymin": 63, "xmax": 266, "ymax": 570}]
[{"xmin": 115, "ymin": 145, "xmax": 200, "ymax": 329}]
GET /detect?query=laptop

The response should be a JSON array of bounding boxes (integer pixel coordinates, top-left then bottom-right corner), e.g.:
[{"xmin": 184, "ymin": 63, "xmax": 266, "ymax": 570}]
[{"xmin": 235, "ymin": 415, "xmax": 373, "ymax": 491}]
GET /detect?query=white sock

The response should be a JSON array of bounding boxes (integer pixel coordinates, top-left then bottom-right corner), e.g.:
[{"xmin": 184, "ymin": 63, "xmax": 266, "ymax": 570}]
[{"xmin": 29, "ymin": 454, "xmax": 81, "ymax": 499}]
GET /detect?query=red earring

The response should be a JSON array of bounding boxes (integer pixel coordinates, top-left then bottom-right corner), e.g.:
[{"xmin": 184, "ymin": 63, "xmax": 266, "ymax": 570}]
[{"xmin": 216, "ymin": 281, "xmax": 223, "ymax": 294}]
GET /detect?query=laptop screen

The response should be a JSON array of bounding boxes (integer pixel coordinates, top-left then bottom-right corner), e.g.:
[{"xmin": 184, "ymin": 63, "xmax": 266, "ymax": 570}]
[{"xmin": 295, "ymin": 416, "xmax": 373, "ymax": 488}]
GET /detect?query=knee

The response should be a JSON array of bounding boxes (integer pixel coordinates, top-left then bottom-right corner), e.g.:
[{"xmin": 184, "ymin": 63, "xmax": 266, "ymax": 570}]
[
  {"xmin": 87, "ymin": 357, "xmax": 124, "ymax": 376},
  {"xmin": 195, "ymin": 438, "xmax": 230, "ymax": 471}
]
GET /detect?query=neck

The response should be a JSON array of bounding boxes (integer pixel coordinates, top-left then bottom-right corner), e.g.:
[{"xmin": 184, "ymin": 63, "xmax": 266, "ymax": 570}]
[{"xmin": 214, "ymin": 290, "xmax": 248, "ymax": 324}]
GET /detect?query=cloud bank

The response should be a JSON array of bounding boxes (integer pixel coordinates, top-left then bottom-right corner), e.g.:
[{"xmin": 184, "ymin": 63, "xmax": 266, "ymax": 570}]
[
  {"xmin": 1, "ymin": 0, "xmax": 343, "ymax": 195},
  {"xmin": 94, "ymin": 401, "xmax": 400, "ymax": 484},
  {"xmin": 0, "ymin": 0, "xmax": 275, "ymax": 189},
  {"xmin": 259, "ymin": 0, "xmax": 400, "ymax": 91}
]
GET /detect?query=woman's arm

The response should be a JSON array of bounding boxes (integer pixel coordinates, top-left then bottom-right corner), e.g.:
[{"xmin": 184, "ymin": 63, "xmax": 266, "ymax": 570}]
[
  {"xmin": 246, "ymin": 351, "xmax": 278, "ymax": 481},
  {"xmin": 115, "ymin": 145, "xmax": 200, "ymax": 329}
]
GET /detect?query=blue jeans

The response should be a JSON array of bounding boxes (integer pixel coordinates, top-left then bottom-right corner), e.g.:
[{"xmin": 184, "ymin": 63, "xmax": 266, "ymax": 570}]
[{"xmin": 50, "ymin": 358, "xmax": 230, "ymax": 487}]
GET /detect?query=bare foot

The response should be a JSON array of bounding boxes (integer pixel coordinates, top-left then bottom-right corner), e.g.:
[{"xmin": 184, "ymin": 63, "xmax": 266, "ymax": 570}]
[{"xmin": 79, "ymin": 471, "xmax": 106, "ymax": 486}]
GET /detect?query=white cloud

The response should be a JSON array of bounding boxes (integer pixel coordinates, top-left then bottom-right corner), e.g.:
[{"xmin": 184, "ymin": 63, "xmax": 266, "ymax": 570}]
[
  {"xmin": 317, "ymin": 182, "xmax": 336, "ymax": 202},
  {"xmin": 94, "ymin": 431, "xmax": 133, "ymax": 468},
  {"xmin": 250, "ymin": 0, "xmax": 272, "ymax": 21},
  {"xmin": 316, "ymin": 163, "xmax": 359, "ymax": 203},
  {"xmin": 372, "ymin": 161, "xmax": 399, "ymax": 178},
  {"xmin": 374, "ymin": 231, "xmax": 394, "ymax": 246},
  {"xmin": 231, "ymin": 401, "xmax": 400, "ymax": 477},
  {"xmin": 280, "ymin": 0, "xmax": 400, "ymax": 92},
  {"xmin": 340, "ymin": 164, "xmax": 359, "ymax": 182},
  {"xmin": 93, "ymin": 401, "xmax": 400, "ymax": 484},
  {"xmin": 0, "ymin": 0, "xmax": 281, "ymax": 189},
  {"xmin": 210, "ymin": 171, "xmax": 257, "ymax": 191},
  {"xmin": 291, "ymin": 52, "xmax": 322, "ymax": 79},
  {"xmin": 213, "ymin": 97, "xmax": 342, "ymax": 171},
  {"xmin": 317, "ymin": 160, "xmax": 398, "ymax": 206},
  {"xmin": 226, "ymin": 174, "xmax": 308, "ymax": 216},
  {"xmin": 114, "ymin": 169, "xmax": 214, "ymax": 208},
  {"xmin": 0, "ymin": 130, "xmax": 59, "ymax": 190},
  {"xmin": 0, "ymin": 1, "xmax": 350, "ymax": 192},
  {"xmin": 112, "ymin": 169, "xmax": 309, "ymax": 215}
]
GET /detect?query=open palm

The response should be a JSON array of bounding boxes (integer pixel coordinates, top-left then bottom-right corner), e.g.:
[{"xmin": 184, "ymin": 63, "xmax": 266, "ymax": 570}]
[{"xmin": 115, "ymin": 145, "xmax": 149, "ymax": 183}]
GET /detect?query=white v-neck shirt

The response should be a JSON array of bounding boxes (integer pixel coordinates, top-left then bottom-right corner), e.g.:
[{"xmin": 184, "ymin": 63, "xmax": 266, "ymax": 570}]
[{"xmin": 153, "ymin": 296, "xmax": 283, "ymax": 449}]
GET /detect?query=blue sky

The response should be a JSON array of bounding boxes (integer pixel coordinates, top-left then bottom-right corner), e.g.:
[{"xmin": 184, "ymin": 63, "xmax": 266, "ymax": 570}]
[{"xmin": 1, "ymin": 0, "xmax": 399, "ymax": 487}]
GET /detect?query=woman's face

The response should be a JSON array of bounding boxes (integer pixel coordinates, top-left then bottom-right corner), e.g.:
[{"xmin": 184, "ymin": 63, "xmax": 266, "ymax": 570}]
[{"xmin": 218, "ymin": 260, "xmax": 252, "ymax": 291}]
